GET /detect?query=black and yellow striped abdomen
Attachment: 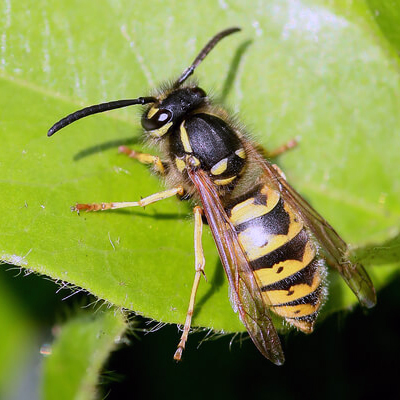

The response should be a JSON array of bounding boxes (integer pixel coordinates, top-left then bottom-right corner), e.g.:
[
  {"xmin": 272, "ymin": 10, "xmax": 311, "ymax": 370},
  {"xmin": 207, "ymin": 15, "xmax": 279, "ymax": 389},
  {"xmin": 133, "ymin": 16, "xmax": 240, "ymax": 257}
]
[{"xmin": 226, "ymin": 184, "xmax": 327, "ymax": 332}]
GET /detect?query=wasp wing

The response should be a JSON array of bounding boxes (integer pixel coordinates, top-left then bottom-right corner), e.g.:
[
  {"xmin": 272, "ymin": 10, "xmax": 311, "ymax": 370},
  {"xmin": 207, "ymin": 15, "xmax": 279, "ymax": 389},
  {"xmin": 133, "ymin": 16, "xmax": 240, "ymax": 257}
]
[
  {"xmin": 188, "ymin": 168, "xmax": 285, "ymax": 365},
  {"xmin": 249, "ymin": 147, "xmax": 376, "ymax": 309}
]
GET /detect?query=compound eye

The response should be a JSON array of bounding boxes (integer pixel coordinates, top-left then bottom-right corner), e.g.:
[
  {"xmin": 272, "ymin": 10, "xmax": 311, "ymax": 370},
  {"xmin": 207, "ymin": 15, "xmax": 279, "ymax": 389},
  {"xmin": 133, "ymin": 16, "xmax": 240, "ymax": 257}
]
[
  {"xmin": 142, "ymin": 108, "xmax": 173, "ymax": 131},
  {"xmin": 192, "ymin": 87, "xmax": 207, "ymax": 98}
]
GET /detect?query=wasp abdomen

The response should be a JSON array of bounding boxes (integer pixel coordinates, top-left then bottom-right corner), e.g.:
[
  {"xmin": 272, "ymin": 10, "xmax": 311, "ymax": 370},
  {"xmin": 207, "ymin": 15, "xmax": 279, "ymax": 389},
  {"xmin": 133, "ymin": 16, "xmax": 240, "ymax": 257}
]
[
  {"xmin": 226, "ymin": 184, "xmax": 326, "ymax": 332},
  {"xmin": 170, "ymin": 113, "xmax": 246, "ymax": 185}
]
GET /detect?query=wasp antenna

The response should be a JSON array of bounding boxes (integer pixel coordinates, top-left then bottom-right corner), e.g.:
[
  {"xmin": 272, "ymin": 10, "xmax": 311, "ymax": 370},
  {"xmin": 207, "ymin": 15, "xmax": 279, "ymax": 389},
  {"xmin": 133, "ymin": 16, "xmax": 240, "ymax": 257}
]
[
  {"xmin": 174, "ymin": 27, "xmax": 241, "ymax": 88},
  {"xmin": 47, "ymin": 97, "xmax": 157, "ymax": 137}
]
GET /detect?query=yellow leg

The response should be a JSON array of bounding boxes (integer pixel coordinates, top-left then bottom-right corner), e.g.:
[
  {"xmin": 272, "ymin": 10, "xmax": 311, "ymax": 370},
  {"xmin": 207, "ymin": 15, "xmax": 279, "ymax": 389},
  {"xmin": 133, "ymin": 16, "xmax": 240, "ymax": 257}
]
[
  {"xmin": 174, "ymin": 206, "xmax": 206, "ymax": 361},
  {"xmin": 73, "ymin": 186, "xmax": 184, "ymax": 212},
  {"xmin": 258, "ymin": 138, "xmax": 298, "ymax": 159},
  {"xmin": 119, "ymin": 145, "xmax": 166, "ymax": 175}
]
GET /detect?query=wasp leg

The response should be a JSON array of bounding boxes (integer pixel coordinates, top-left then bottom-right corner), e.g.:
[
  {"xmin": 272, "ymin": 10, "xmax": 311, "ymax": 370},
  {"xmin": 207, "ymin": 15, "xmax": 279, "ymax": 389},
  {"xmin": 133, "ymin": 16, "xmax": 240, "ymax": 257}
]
[
  {"xmin": 174, "ymin": 206, "xmax": 206, "ymax": 361},
  {"xmin": 73, "ymin": 186, "xmax": 184, "ymax": 212},
  {"xmin": 258, "ymin": 138, "xmax": 298, "ymax": 159},
  {"xmin": 119, "ymin": 145, "xmax": 166, "ymax": 175}
]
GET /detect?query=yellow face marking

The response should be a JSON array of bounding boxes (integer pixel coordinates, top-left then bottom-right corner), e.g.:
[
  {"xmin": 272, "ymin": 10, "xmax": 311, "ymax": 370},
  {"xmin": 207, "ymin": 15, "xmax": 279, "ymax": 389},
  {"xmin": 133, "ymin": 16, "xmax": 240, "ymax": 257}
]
[
  {"xmin": 180, "ymin": 122, "xmax": 192, "ymax": 153},
  {"xmin": 147, "ymin": 107, "xmax": 159, "ymax": 119},
  {"xmin": 175, "ymin": 157, "xmax": 186, "ymax": 172},
  {"xmin": 235, "ymin": 148, "xmax": 246, "ymax": 159},
  {"xmin": 210, "ymin": 158, "xmax": 228, "ymax": 175},
  {"xmin": 271, "ymin": 301, "xmax": 320, "ymax": 319},
  {"xmin": 230, "ymin": 188, "xmax": 280, "ymax": 226},
  {"xmin": 253, "ymin": 241, "xmax": 316, "ymax": 286},
  {"xmin": 214, "ymin": 176, "xmax": 236, "ymax": 185},
  {"xmin": 265, "ymin": 274, "xmax": 322, "ymax": 306},
  {"xmin": 149, "ymin": 121, "xmax": 173, "ymax": 137}
]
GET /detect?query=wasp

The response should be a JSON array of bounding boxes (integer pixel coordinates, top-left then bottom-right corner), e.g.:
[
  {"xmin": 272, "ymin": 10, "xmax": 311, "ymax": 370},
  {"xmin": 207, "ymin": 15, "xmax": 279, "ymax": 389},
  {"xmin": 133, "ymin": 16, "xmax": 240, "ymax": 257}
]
[{"xmin": 48, "ymin": 27, "xmax": 376, "ymax": 365}]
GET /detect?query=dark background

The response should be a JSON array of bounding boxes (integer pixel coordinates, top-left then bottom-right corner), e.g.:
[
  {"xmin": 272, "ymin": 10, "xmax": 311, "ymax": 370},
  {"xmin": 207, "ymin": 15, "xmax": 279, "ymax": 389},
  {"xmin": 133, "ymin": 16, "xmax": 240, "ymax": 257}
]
[
  {"xmin": 103, "ymin": 275, "xmax": 400, "ymax": 400},
  {"xmin": 3, "ymin": 267, "xmax": 398, "ymax": 400}
]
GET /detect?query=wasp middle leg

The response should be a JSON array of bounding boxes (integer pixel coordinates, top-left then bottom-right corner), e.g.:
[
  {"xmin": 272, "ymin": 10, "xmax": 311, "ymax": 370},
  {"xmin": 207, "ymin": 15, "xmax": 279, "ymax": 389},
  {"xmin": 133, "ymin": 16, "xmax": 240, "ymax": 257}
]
[{"xmin": 174, "ymin": 206, "xmax": 206, "ymax": 361}]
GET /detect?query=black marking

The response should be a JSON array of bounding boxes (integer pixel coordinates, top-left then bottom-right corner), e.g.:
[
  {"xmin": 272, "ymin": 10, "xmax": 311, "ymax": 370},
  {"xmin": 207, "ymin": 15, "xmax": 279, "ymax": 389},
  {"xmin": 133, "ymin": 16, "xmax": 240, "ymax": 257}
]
[
  {"xmin": 253, "ymin": 193, "xmax": 267, "ymax": 206},
  {"xmin": 250, "ymin": 228, "xmax": 309, "ymax": 271},
  {"xmin": 272, "ymin": 287, "xmax": 322, "ymax": 308},
  {"xmin": 169, "ymin": 129, "xmax": 187, "ymax": 158},
  {"xmin": 226, "ymin": 152, "xmax": 247, "ymax": 179},
  {"xmin": 288, "ymin": 311, "xmax": 319, "ymax": 322},
  {"xmin": 260, "ymin": 257, "xmax": 319, "ymax": 292},
  {"xmin": 235, "ymin": 197, "xmax": 290, "ymax": 235},
  {"xmin": 225, "ymin": 185, "xmax": 264, "ymax": 214}
]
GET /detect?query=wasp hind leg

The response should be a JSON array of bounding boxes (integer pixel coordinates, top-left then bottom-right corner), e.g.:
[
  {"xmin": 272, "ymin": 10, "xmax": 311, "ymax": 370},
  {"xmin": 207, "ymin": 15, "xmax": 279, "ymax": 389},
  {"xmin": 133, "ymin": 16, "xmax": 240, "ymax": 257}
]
[
  {"xmin": 118, "ymin": 145, "xmax": 167, "ymax": 175},
  {"xmin": 258, "ymin": 138, "xmax": 298, "ymax": 159},
  {"xmin": 174, "ymin": 206, "xmax": 206, "ymax": 361},
  {"xmin": 73, "ymin": 186, "xmax": 184, "ymax": 212}
]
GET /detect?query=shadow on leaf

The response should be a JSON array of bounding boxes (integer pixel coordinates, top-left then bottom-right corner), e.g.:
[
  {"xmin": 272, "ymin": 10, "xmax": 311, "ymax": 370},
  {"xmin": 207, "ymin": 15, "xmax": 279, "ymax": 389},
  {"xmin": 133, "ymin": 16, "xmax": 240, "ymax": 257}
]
[
  {"xmin": 193, "ymin": 258, "xmax": 226, "ymax": 320},
  {"xmin": 73, "ymin": 136, "xmax": 142, "ymax": 161},
  {"xmin": 220, "ymin": 39, "xmax": 253, "ymax": 102}
]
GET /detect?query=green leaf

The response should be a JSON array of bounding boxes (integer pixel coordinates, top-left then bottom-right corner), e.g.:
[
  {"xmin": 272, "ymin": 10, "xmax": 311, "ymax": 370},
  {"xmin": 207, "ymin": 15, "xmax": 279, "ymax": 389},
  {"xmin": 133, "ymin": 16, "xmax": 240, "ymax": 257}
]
[
  {"xmin": 42, "ymin": 310, "xmax": 127, "ymax": 400},
  {"xmin": 366, "ymin": 0, "xmax": 400, "ymax": 53},
  {"xmin": 1, "ymin": 0, "xmax": 399, "ymax": 336}
]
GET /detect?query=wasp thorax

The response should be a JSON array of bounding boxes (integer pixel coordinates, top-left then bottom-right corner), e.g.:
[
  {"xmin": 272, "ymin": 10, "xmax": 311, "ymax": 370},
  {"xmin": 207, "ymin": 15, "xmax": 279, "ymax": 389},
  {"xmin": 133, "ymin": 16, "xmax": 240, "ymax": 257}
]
[
  {"xmin": 141, "ymin": 87, "xmax": 207, "ymax": 137},
  {"xmin": 170, "ymin": 112, "xmax": 247, "ymax": 187}
]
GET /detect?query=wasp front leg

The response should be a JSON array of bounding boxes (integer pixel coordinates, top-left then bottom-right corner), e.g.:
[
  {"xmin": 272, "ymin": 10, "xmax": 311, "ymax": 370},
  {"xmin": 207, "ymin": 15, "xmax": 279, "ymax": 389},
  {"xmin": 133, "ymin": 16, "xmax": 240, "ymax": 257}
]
[
  {"xmin": 73, "ymin": 186, "xmax": 184, "ymax": 212},
  {"xmin": 118, "ymin": 145, "xmax": 167, "ymax": 175},
  {"xmin": 174, "ymin": 206, "xmax": 206, "ymax": 361}
]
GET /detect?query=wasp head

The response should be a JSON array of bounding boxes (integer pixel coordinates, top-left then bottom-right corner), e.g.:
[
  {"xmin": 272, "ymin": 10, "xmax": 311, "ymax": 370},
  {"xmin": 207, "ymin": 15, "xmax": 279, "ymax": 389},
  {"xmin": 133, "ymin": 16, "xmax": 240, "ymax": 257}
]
[{"xmin": 141, "ymin": 87, "xmax": 207, "ymax": 138}]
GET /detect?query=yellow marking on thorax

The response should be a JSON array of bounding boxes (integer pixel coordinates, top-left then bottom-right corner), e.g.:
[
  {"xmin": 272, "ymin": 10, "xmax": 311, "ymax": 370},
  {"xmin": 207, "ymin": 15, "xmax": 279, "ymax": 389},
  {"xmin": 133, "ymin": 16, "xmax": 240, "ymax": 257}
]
[
  {"xmin": 238, "ymin": 211, "xmax": 303, "ymax": 262},
  {"xmin": 211, "ymin": 158, "xmax": 228, "ymax": 175},
  {"xmin": 147, "ymin": 107, "xmax": 158, "ymax": 119},
  {"xmin": 271, "ymin": 301, "xmax": 320, "ymax": 319},
  {"xmin": 180, "ymin": 122, "xmax": 192, "ymax": 152},
  {"xmin": 175, "ymin": 157, "xmax": 186, "ymax": 172},
  {"xmin": 235, "ymin": 148, "xmax": 246, "ymax": 159},
  {"xmin": 253, "ymin": 241, "xmax": 316, "ymax": 286},
  {"xmin": 229, "ymin": 187, "xmax": 280, "ymax": 226},
  {"xmin": 264, "ymin": 273, "xmax": 322, "ymax": 306},
  {"xmin": 149, "ymin": 121, "xmax": 173, "ymax": 137},
  {"xmin": 214, "ymin": 176, "xmax": 236, "ymax": 185}
]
